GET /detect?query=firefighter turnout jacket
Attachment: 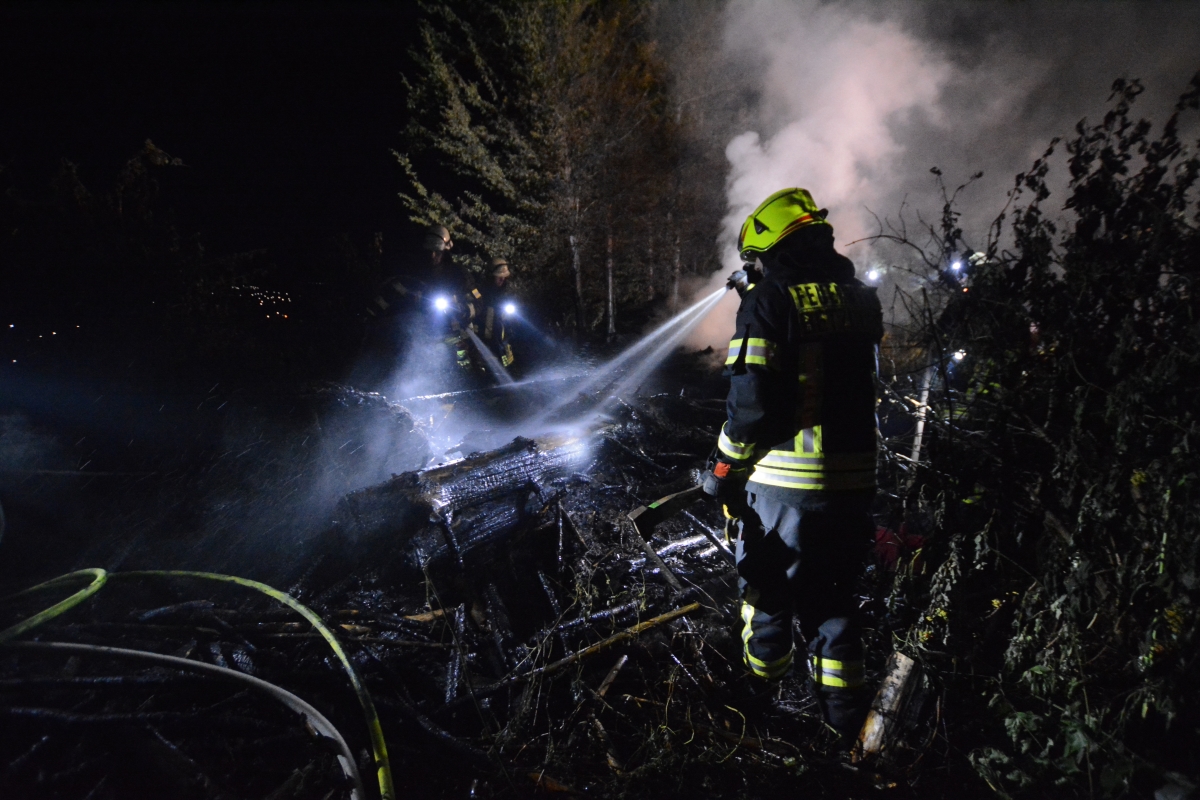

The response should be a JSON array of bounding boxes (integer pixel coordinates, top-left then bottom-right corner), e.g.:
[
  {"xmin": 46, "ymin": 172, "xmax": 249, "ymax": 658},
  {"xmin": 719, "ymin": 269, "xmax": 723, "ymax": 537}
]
[
  {"xmin": 365, "ymin": 263, "xmax": 479, "ymax": 323},
  {"xmin": 717, "ymin": 256, "xmax": 883, "ymax": 497}
]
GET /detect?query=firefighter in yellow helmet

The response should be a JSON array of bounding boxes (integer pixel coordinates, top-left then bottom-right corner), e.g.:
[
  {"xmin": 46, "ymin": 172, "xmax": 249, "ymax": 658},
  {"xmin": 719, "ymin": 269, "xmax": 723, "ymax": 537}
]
[{"xmin": 702, "ymin": 188, "xmax": 883, "ymax": 741}]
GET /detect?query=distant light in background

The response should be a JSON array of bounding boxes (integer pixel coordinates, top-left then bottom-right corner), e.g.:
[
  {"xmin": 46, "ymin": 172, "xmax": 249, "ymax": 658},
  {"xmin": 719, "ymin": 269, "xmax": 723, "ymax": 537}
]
[
  {"xmin": 503, "ymin": 302, "xmax": 517, "ymax": 316},
  {"xmin": 954, "ymin": 350, "xmax": 966, "ymax": 361},
  {"xmin": 951, "ymin": 261, "xmax": 962, "ymax": 271},
  {"xmin": 867, "ymin": 269, "xmax": 880, "ymax": 282}
]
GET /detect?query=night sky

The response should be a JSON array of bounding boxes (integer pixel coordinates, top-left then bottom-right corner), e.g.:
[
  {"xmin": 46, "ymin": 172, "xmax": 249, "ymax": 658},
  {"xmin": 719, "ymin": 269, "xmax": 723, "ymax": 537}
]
[{"xmin": 1, "ymin": 2, "xmax": 418, "ymax": 262}]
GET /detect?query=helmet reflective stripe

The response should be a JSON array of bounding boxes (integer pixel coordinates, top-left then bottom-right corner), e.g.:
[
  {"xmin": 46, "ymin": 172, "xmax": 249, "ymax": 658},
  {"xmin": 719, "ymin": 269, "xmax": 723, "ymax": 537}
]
[
  {"xmin": 738, "ymin": 188, "xmax": 830, "ymax": 260},
  {"xmin": 809, "ymin": 654, "xmax": 865, "ymax": 689}
]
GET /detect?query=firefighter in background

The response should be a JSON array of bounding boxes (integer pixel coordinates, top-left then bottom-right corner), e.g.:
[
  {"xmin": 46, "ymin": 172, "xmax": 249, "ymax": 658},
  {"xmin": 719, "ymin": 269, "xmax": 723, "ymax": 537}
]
[
  {"xmin": 364, "ymin": 223, "xmax": 479, "ymax": 372},
  {"xmin": 475, "ymin": 257, "xmax": 515, "ymax": 370},
  {"xmin": 702, "ymin": 188, "xmax": 883, "ymax": 741},
  {"xmin": 365, "ymin": 224, "xmax": 474, "ymax": 321}
]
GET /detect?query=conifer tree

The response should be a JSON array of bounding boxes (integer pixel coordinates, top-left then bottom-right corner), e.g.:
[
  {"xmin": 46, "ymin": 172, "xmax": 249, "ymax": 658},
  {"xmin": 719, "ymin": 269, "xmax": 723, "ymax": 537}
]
[{"xmin": 395, "ymin": 0, "xmax": 677, "ymax": 336}]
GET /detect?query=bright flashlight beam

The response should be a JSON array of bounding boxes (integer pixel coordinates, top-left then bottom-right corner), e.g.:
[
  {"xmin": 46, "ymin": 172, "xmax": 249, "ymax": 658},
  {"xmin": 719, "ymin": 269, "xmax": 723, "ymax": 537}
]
[
  {"xmin": 503, "ymin": 302, "xmax": 517, "ymax": 316},
  {"xmin": 950, "ymin": 261, "xmax": 962, "ymax": 271},
  {"xmin": 434, "ymin": 296, "xmax": 450, "ymax": 311}
]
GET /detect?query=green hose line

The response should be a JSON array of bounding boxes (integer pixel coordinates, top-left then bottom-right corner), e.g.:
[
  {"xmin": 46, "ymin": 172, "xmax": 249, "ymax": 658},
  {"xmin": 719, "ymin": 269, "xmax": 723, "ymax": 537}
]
[
  {"xmin": 0, "ymin": 569, "xmax": 108, "ymax": 643},
  {"xmin": 0, "ymin": 566, "xmax": 395, "ymax": 799},
  {"xmin": 117, "ymin": 570, "xmax": 395, "ymax": 800},
  {"xmin": 3, "ymin": 639, "xmax": 366, "ymax": 800}
]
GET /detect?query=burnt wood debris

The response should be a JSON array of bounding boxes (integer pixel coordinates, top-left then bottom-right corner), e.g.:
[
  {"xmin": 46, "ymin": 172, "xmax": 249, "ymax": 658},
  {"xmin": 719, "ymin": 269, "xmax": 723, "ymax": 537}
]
[{"xmin": 0, "ymin": 369, "xmax": 930, "ymax": 799}]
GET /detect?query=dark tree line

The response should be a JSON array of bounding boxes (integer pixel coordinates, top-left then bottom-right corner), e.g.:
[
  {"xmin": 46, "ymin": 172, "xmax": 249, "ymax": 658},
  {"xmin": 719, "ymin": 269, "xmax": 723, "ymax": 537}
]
[{"xmin": 395, "ymin": 0, "xmax": 726, "ymax": 339}]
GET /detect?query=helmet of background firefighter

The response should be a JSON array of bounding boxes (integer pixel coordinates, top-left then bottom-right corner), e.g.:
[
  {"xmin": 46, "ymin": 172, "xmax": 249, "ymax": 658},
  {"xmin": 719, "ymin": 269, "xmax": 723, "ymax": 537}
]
[
  {"xmin": 423, "ymin": 224, "xmax": 453, "ymax": 253},
  {"xmin": 737, "ymin": 187, "xmax": 831, "ymax": 263}
]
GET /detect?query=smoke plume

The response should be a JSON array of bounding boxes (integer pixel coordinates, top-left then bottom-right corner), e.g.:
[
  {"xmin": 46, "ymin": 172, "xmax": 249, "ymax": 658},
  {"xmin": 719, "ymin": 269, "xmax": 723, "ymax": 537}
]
[{"xmin": 674, "ymin": 0, "xmax": 1200, "ymax": 348}]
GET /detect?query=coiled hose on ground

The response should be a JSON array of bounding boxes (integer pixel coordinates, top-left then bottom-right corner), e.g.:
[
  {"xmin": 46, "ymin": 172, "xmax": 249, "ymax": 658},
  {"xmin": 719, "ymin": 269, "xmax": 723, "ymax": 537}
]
[
  {"xmin": 7, "ymin": 639, "xmax": 366, "ymax": 800},
  {"xmin": 0, "ymin": 567, "xmax": 395, "ymax": 800}
]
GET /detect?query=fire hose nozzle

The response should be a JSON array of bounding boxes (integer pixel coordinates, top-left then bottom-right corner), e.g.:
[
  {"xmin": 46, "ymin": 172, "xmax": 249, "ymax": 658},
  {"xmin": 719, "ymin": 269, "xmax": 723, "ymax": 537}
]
[{"xmin": 727, "ymin": 269, "xmax": 751, "ymax": 297}]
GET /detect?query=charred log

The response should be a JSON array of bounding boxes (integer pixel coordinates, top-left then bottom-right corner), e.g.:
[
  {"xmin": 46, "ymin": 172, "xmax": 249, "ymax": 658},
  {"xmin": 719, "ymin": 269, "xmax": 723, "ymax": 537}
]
[{"xmin": 324, "ymin": 434, "xmax": 589, "ymax": 577}]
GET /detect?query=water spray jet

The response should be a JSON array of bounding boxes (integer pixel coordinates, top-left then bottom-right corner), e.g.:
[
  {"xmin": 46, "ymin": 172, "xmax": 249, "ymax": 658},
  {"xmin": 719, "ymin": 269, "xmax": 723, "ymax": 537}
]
[{"xmin": 521, "ymin": 288, "xmax": 726, "ymax": 430}]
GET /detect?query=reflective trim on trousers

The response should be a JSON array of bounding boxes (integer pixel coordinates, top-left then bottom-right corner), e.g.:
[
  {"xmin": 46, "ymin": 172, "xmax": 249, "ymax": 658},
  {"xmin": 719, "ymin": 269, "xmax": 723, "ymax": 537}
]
[
  {"xmin": 741, "ymin": 602, "xmax": 793, "ymax": 681},
  {"xmin": 809, "ymin": 654, "xmax": 865, "ymax": 689}
]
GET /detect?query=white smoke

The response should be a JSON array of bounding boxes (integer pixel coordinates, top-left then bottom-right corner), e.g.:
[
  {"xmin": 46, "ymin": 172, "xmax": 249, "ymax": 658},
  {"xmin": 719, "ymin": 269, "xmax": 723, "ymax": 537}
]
[
  {"xmin": 720, "ymin": 2, "xmax": 951, "ymax": 262},
  {"xmin": 675, "ymin": 0, "xmax": 1200, "ymax": 349}
]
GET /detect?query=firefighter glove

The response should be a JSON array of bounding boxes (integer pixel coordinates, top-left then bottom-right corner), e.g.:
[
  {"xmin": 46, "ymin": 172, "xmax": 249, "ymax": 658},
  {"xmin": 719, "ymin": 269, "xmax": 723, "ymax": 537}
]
[
  {"xmin": 726, "ymin": 265, "xmax": 763, "ymax": 297},
  {"xmin": 702, "ymin": 460, "xmax": 749, "ymax": 517},
  {"xmin": 727, "ymin": 270, "xmax": 751, "ymax": 297}
]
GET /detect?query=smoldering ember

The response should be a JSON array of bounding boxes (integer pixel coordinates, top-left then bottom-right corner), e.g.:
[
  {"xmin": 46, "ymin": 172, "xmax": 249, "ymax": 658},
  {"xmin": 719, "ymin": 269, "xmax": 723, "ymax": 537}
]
[{"xmin": 2, "ymin": 3, "xmax": 1200, "ymax": 799}]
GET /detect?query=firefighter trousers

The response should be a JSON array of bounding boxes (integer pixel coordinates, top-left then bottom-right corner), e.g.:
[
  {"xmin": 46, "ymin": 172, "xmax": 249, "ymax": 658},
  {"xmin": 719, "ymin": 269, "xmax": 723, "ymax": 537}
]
[{"xmin": 735, "ymin": 488, "xmax": 874, "ymax": 734}]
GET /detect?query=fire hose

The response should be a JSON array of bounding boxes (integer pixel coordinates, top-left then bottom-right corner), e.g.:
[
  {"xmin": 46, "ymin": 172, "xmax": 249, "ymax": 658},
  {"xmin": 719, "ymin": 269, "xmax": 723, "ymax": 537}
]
[
  {"xmin": 0, "ymin": 568, "xmax": 395, "ymax": 800},
  {"xmin": 6, "ymin": 639, "xmax": 365, "ymax": 800}
]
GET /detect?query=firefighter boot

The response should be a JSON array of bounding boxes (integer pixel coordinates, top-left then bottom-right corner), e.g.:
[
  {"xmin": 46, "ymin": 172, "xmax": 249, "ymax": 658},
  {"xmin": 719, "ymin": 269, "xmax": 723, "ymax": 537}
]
[{"xmin": 807, "ymin": 616, "xmax": 868, "ymax": 744}]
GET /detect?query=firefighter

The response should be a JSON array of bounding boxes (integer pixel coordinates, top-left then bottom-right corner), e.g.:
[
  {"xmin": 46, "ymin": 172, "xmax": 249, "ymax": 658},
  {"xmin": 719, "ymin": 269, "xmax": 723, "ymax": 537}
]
[
  {"xmin": 475, "ymin": 257, "xmax": 515, "ymax": 370},
  {"xmin": 362, "ymin": 223, "xmax": 480, "ymax": 380},
  {"xmin": 364, "ymin": 224, "xmax": 472, "ymax": 322},
  {"xmin": 702, "ymin": 188, "xmax": 883, "ymax": 741}
]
